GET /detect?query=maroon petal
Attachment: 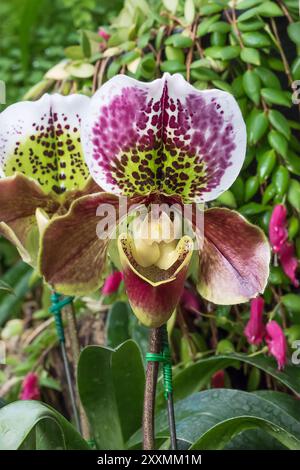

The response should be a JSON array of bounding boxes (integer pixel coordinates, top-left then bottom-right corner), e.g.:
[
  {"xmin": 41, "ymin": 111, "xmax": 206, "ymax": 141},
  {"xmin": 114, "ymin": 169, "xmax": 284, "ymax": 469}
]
[
  {"xmin": 39, "ymin": 192, "xmax": 119, "ymax": 295},
  {"xmin": 198, "ymin": 208, "xmax": 270, "ymax": 304},
  {"xmin": 0, "ymin": 173, "xmax": 58, "ymax": 264}
]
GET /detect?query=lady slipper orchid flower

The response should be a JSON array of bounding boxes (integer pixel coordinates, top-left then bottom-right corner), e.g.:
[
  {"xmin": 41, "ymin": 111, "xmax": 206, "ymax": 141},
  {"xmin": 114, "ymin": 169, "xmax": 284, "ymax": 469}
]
[
  {"xmin": 20, "ymin": 372, "xmax": 40, "ymax": 400},
  {"xmin": 265, "ymin": 321, "xmax": 287, "ymax": 370},
  {"xmin": 244, "ymin": 297, "xmax": 265, "ymax": 345},
  {"xmin": 35, "ymin": 73, "xmax": 270, "ymax": 327},
  {"xmin": 0, "ymin": 94, "xmax": 100, "ymax": 267}
]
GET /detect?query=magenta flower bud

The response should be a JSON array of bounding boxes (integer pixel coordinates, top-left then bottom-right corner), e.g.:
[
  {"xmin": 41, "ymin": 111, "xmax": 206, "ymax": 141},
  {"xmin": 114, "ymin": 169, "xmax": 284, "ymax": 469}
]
[
  {"xmin": 244, "ymin": 297, "xmax": 265, "ymax": 345},
  {"xmin": 269, "ymin": 205, "xmax": 288, "ymax": 253},
  {"xmin": 211, "ymin": 370, "xmax": 225, "ymax": 388},
  {"xmin": 20, "ymin": 373, "xmax": 40, "ymax": 400},
  {"xmin": 98, "ymin": 28, "xmax": 110, "ymax": 41},
  {"xmin": 278, "ymin": 242, "xmax": 299, "ymax": 288},
  {"xmin": 102, "ymin": 271, "xmax": 123, "ymax": 295},
  {"xmin": 180, "ymin": 288, "xmax": 200, "ymax": 314},
  {"xmin": 265, "ymin": 321, "xmax": 287, "ymax": 370}
]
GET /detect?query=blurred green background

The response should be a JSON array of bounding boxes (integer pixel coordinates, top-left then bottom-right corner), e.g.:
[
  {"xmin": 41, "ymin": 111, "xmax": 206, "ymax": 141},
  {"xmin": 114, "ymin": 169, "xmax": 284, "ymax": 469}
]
[{"xmin": 0, "ymin": 0, "xmax": 123, "ymax": 105}]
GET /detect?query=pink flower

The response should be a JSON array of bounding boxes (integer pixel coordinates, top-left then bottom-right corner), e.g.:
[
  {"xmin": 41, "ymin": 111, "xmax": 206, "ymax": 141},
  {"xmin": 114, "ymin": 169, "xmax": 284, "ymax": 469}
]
[
  {"xmin": 265, "ymin": 321, "xmax": 287, "ymax": 370},
  {"xmin": 211, "ymin": 370, "xmax": 225, "ymax": 388},
  {"xmin": 20, "ymin": 373, "xmax": 40, "ymax": 400},
  {"xmin": 269, "ymin": 205, "xmax": 288, "ymax": 253},
  {"xmin": 98, "ymin": 28, "xmax": 110, "ymax": 41},
  {"xmin": 244, "ymin": 297, "xmax": 265, "ymax": 345},
  {"xmin": 102, "ymin": 271, "xmax": 123, "ymax": 295},
  {"xmin": 180, "ymin": 288, "xmax": 200, "ymax": 314},
  {"xmin": 278, "ymin": 242, "xmax": 299, "ymax": 287}
]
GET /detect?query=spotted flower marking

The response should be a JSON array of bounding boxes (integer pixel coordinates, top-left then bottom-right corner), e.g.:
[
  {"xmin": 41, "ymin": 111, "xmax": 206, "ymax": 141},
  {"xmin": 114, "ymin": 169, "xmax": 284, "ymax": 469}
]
[
  {"xmin": 0, "ymin": 94, "xmax": 90, "ymax": 198},
  {"xmin": 82, "ymin": 73, "xmax": 246, "ymax": 202}
]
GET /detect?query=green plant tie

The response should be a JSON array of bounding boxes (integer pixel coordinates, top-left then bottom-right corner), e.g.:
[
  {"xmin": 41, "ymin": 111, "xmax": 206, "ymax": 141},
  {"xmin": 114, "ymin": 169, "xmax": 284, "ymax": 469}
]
[
  {"xmin": 49, "ymin": 292, "xmax": 74, "ymax": 343},
  {"xmin": 146, "ymin": 330, "xmax": 173, "ymax": 400}
]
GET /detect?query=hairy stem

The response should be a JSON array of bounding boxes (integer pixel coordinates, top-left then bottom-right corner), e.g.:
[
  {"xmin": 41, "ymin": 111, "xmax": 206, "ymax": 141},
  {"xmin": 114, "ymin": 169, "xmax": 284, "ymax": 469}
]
[{"xmin": 143, "ymin": 327, "xmax": 162, "ymax": 450}]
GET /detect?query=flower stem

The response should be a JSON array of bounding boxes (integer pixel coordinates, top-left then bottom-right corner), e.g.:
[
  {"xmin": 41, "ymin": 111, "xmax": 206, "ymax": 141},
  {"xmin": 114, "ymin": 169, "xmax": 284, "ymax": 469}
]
[
  {"xmin": 63, "ymin": 302, "xmax": 90, "ymax": 440},
  {"xmin": 143, "ymin": 327, "xmax": 162, "ymax": 450}
]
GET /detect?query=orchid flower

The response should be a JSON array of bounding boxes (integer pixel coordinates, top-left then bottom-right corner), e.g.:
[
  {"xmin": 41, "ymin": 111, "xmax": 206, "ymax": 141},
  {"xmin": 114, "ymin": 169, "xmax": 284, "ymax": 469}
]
[
  {"xmin": 22, "ymin": 74, "xmax": 269, "ymax": 327},
  {"xmin": 0, "ymin": 94, "xmax": 100, "ymax": 266}
]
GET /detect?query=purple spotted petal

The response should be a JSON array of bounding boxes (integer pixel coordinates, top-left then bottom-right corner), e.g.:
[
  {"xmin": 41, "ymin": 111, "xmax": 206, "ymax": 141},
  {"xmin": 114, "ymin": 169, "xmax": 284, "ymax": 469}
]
[
  {"xmin": 82, "ymin": 73, "xmax": 246, "ymax": 202},
  {"xmin": 0, "ymin": 94, "xmax": 90, "ymax": 199}
]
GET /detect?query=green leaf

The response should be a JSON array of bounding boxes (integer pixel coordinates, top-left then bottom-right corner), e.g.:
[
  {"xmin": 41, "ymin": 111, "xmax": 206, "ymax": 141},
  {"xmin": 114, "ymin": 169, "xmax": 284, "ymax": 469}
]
[
  {"xmin": 261, "ymin": 88, "xmax": 291, "ymax": 107},
  {"xmin": 262, "ymin": 183, "xmax": 276, "ymax": 204},
  {"xmin": 239, "ymin": 202, "xmax": 270, "ymax": 216},
  {"xmin": 288, "ymin": 179, "xmax": 300, "ymax": 211},
  {"xmin": 238, "ymin": 2, "xmax": 282, "ymax": 21},
  {"xmin": 216, "ymin": 190, "xmax": 237, "ymax": 208},
  {"xmin": 268, "ymin": 110, "xmax": 291, "ymax": 139},
  {"xmin": 162, "ymin": 0, "xmax": 178, "ymax": 14},
  {"xmin": 282, "ymin": 294, "xmax": 300, "ymax": 313},
  {"xmin": 240, "ymin": 47, "xmax": 260, "ymax": 66},
  {"xmin": 248, "ymin": 110, "xmax": 268, "ymax": 144},
  {"xmin": 288, "ymin": 22, "xmax": 300, "ymax": 45},
  {"xmin": 80, "ymin": 30, "xmax": 91, "ymax": 58},
  {"xmin": 231, "ymin": 176, "xmax": 245, "ymax": 205},
  {"xmin": 156, "ymin": 353, "xmax": 300, "ymax": 411},
  {"xmin": 257, "ymin": 149, "xmax": 277, "ymax": 182},
  {"xmin": 164, "ymin": 34, "xmax": 193, "ymax": 48},
  {"xmin": 292, "ymin": 57, "xmax": 300, "ymax": 80},
  {"xmin": 238, "ymin": 18, "xmax": 265, "ymax": 32},
  {"xmin": 273, "ymin": 165, "xmax": 290, "ymax": 196},
  {"xmin": 285, "ymin": 150, "xmax": 300, "ymax": 176},
  {"xmin": 241, "ymin": 32, "xmax": 271, "ymax": 48},
  {"xmin": 165, "ymin": 46, "xmax": 185, "ymax": 63},
  {"xmin": 78, "ymin": 340, "xmax": 145, "ymax": 449},
  {"xmin": 0, "ymin": 262, "xmax": 33, "ymax": 326},
  {"xmin": 255, "ymin": 1, "xmax": 283, "ymax": 17},
  {"xmin": 243, "ymin": 70, "xmax": 261, "ymax": 105},
  {"xmin": 130, "ymin": 389, "xmax": 300, "ymax": 449},
  {"xmin": 160, "ymin": 60, "xmax": 186, "ymax": 73},
  {"xmin": 268, "ymin": 130, "xmax": 288, "ymax": 157},
  {"xmin": 0, "ymin": 401, "xmax": 88, "ymax": 450},
  {"xmin": 236, "ymin": 0, "xmax": 264, "ymax": 9},
  {"xmin": 197, "ymin": 14, "xmax": 221, "ymax": 37},
  {"xmin": 190, "ymin": 67, "xmax": 219, "ymax": 80},
  {"xmin": 190, "ymin": 397, "xmax": 300, "ymax": 450},
  {"xmin": 205, "ymin": 45, "xmax": 240, "ymax": 60},
  {"xmin": 255, "ymin": 66, "xmax": 281, "ymax": 89},
  {"xmin": 184, "ymin": 0, "xmax": 195, "ymax": 24},
  {"xmin": 66, "ymin": 62, "xmax": 95, "ymax": 78},
  {"xmin": 245, "ymin": 175, "xmax": 260, "ymax": 201},
  {"xmin": 64, "ymin": 46, "xmax": 84, "ymax": 60},
  {"xmin": 106, "ymin": 301, "xmax": 130, "ymax": 348},
  {"xmin": 208, "ymin": 21, "xmax": 231, "ymax": 34}
]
